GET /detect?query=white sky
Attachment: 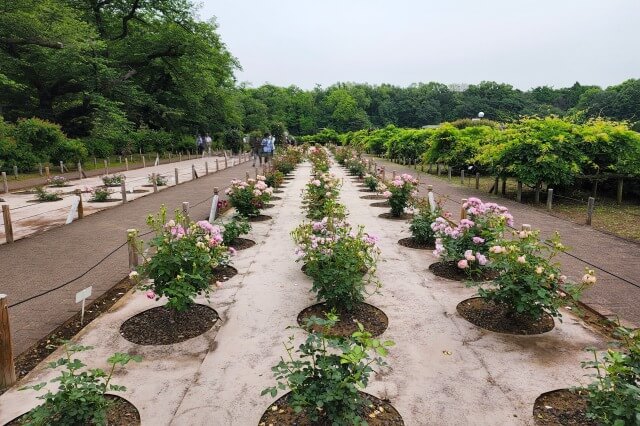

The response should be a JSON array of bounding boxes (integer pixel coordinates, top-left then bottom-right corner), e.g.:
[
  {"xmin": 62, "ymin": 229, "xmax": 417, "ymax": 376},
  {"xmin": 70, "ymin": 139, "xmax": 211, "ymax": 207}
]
[{"xmin": 198, "ymin": 0, "xmax": 640, "ymax": 90}]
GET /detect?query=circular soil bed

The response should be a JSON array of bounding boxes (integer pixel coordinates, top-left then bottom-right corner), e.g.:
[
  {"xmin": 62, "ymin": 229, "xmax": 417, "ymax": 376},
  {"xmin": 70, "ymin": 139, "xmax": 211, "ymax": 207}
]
[
  {"xmin": 260, "ymin": 392, "xmax": 404, "ymax": 425},
  {"xmin": 378, "ymin": 212, "xmax": 413, "ymax": 220},
  {"xmin": 533, "ymin": 389, "xmax": 595, "ymax": 425},
  {"xmin": 398, "ymin": 237, "xmax": 434, "ymax": 250},
  {"xmin": 247, "ymin": 214, "xmax": 272, "ymax": 222},
  {"xmin": 6, "ymin": 395, "xmax": 140, "ymax": 426},
  {"xmin": 227, "ymin": 237, "xmax": 256, "ymax": 251},
  {"xmin": 359, "ymin": 188, "xmax": 374, "ymax": 192},
  {"xmin": 428, "ymin": 261, "xmax": 496, "ymax": 282},
  {"xmin": 120, "ymin": 304, "xmax": 218, "ymax": 345},
  {"xmin": 262, "ymin": 203, "xmax": 276, "ymax": 209},
  {"xmin": 297, "ymin": 302, "xmax": 388, "ymax": 337},
  {"xmin": 457, "ymin": 297, "xmax": 555, "ymax": 335},
  {"xmin": 361, "ymin": 194, "xmax": 386, "ymax": 200},
  {"xmin": 273, "ymin": 189, "xmax": 284, "ymax": 194},
  {"xmin": 87, "ymin": 198, "xmax": 122, "ymax": 203},
  {"xmin": 27, "ymin": 198, "xmax": 63, "ymax": 203},
  {"xmin": 270, "ymin": 196, "xmax": 282, "ymax": 201},
  {"xmin": 142, "ymin": 184, "xmax": 168, "ymax": 188},
  {"xmin": 212, "ymin": 264, "xmax": 238, "ymax": 282},
  {"xmin": 370, "ymin": 201, "xmax": 390, "ymax": 208}
]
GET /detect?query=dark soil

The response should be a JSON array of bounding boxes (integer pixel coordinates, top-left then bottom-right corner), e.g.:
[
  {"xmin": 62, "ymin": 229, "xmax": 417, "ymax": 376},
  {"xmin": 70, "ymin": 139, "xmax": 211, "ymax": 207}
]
[
  {"xmin": 211, "ymin": 264, "xmax": 238, "ymax": 282},
  {"xmin": 228, "ymin": 237, "xmax": 256, "ymax": 251},
  {"xmin": 1, "ymin": 278, "xmax": 134, "ymax": 397},
  {"xmin": 359, "ymin": 188, "xmax": 374, "ymax": 192},
  {"xmin": 27, "ymin": 197, "xmax": 63, "ymax": 203},
  {"xmin": 5, "ymin": 395, "xmax": 141, "ymax": 426},
  {"xmin": 370, "ymin": 201, "xmax": 390, "ymax": 208},
  {"xmin": 301, "ymin": 263, "xmax": 368, "ymax": 276},
  {"xmin": 270, "ymin": 196, "xmax": 282, "ymax": 201},
  {"xmin": 120, "ymin": 304, "xmax": 218, "ymax": 345},
  {"xmin": 262, "ymin": 203, "xmax": 276, "ymax": 209},
  {"xmin": 141, "ymin": 184, "xmax": 167, "ymax": 188},
  {"xmin": 428, "ymin": 261, "xmax": 497, "ymax": 282},
  {"xmin": 273, "ymin": 189, "xmax": 284, "ymax": 194},
  {"xmin": 87, "ymin": 198, "xmax": 122, "ymax": 203},
  {"xmin": 378, "ymin": 212, "xmax": 413, "ymax": 220},
  {"xmin": 457, "ymin": 297, "xmax": 555, "ymax": 335},
  {"xmin": 297, "ymin": 302, "xmax": 388, "ymax": 337},
  {"xmin": 533, "ymin": 389, "xmax": 596, "ymax": 425},
  {"xmin": 398, "ymin": 237, "xmax": 434, "ymax": 250},
  {"xmin": 260, "ymin": 392, "xmax": 404, "ymax": 425},
  {"xmin": 361, "ymin": 194, "xmax": 386, "ymax": 200},
  {"xmin": 248, "ymin": 214, "xmax": 272, "ymax": 222}
]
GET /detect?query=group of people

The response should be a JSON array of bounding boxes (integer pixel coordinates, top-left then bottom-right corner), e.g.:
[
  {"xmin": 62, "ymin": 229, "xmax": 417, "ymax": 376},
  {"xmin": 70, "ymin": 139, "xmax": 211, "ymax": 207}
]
[
  {"xmin": 195, "ymin": 133, "xmax": 213, "ymax": 155},
  {"xmin": 252, "ymin": 133, "xmax": 276, "ymax": 166}
]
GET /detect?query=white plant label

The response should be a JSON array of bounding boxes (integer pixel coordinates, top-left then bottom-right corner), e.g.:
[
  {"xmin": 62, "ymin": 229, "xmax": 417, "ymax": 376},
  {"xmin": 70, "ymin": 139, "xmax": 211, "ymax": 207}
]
[{"xmin": 75, "ymin": 286, "xmax": 92, "ymax": 325}]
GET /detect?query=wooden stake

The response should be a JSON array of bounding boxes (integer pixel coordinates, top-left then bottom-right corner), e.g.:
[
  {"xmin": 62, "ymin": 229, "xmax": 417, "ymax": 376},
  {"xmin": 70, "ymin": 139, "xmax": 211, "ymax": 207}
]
[
  {"xmin": 126, "ymin": 230, "xmax": 138, "ymax": 270},
  {"xmin": 461, "ymin": 199, "xmax": 468, "ymax": 220},
  {"xmin": 142, "ymin": 155, "xmax": 146, "ymax": 168},
  {"xmin": 448, "ymin": 166, "xmax": 452, "ymax": 180},
  {"xmin": 78, "ymin": 162, "xmax": 83, "ymax": 180},
  {"xmin": 120, "ymin": 181, "xmax": 127, "ymax": 204},
  {"xmin": 182, "ymin": 202, "xmax": 190, "ymax": 224},
  {"xmin": 516, "ymin": 181, "xmax": 522, "ymax": 202},
  {"xmin": 39, "ymin": 163, "xmax": 43, "ymax": 176},
  {"xmin": 215, "ymin": 159, "xmax": 219, "ymax": 172},
  {"xmin": 205, "ymin": 162, "xmax": 209, "ymax": 175},
  {"xmin": 475, "ymin": 172, "xmax": 480, "ymax": 190},
  {"xmin": 586, "ymin": 197, "xmax": 595, "ymax": 226},
  {"xmin": 2, "ymin": 205, "xmax": 13, "ymax": 244},
  {"xmin": 174, "ymin": 168, "xmax": 179, "ymax": 185},
  {"xmin": 76, "ymin": 190, "xmax": 84, "ymax": 219},
  {"xmin": 152, "ymin": 173, "xmax": 158, "ymax": 193},
  {"xmin": 13, "ymin": 166, "xmax": 17, "ymax": 180},
  {"xmin": 0, "ymin": 294, "xmax": 16, "ymax": 389},
  {"xmin": 546, "ymin": 188, "xmax": 553, "ymax": 211},
  {"xmin": 103, "ymin": 159, "xmax": 108, "ymax": 174},
  {"xmin": 1, "ymin": 172, "xmax": 7, "ymax": 194},
  {"xmin": 617, "ymin": 178, "xmax": 623, "ymax": 205},
  {"xmin": 45, "ymin": 166, "xmax": 50, "ymax": 179},
  {"xmin": 192, "ymin": 164, "xmax": 197, "ymax": 180},
  {"xmin": 460, "ymin": 169, "xmax": 464, "ymax": 184}
]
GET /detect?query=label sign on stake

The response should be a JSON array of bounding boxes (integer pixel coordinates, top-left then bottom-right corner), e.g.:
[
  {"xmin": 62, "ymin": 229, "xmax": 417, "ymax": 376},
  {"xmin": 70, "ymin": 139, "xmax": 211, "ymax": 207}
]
[
  {"xmin": 65, "ymin": 196, "xmax": 81, "ymax": 224},
  {"xmin": 75, "ymin": 286, "xmax": 92, "ymax": 325}
]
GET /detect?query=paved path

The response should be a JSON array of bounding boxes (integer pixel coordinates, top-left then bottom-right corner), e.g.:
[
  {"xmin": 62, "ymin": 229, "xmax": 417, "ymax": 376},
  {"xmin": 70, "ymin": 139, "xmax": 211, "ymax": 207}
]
[
  {"xmin": 369, "ymin": 157, "xmax": 640, "ymax": 327},
  {"xmin": 0, "ymin": 158, "xmax": 255, "ymax": 356}
]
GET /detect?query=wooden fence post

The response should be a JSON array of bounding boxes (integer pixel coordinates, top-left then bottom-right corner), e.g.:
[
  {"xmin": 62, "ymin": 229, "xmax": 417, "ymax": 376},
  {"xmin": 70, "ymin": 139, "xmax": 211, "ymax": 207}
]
[
  {"xmin": 13, "ymin": 166, "xmax": 18, "ymax": 180},
  {"xmin": 174, "ymin": 168, "xmax": 179, "ymax": 185},
  {"xmin": 39, "ymin": 163, "xmax": 43, "ymax": 176},
  {"xmin": 534, "ymin": 183, "xmax": 541, "ymax": 204},
  {"xmin": 45, "ymin": 166, "xmax": 50, "ymax": 179},
  {"xmin": 392, "ymin": 170, "xmax": 396, "ymax": 180},
  {"xmin": 103, "ymin": 159, "xmax": 108, "ymax": 175},
  {"xmin": 142, "ymin": 155, "xmax": 146, "ymax": 168},
  {"xmin": 461, "ymin": 199, "xmax": 468, "ymax": 220},
  {"xmin": 125, "ymin": 158, "xmax": 129, "ymax": 171},
  {"xmin": 586, "ymin": 197, "xmax": 595, "ymax": 226},
  {"xmin": 516, "ymin": 181, "xmax": 522, "ymax": 202},
  {"xmin": 616, "ymin": 178, "xmax": 623, "ymax": 205},
  {"xmin": 188, "ymin": 150, "xmax": 191, "ymax": 161},
  {"xmin": 192, "ymin": 164, "xmax": 197, "ymax": 180},
  {"xmin": 126, "ymin": 229, "xmax": 139, "ymax": 270},
  {"xmin": 179, "ymin": 152, "xmax": 182, "ymax": 162},
  {"xmin": 78, "ymin": 162, "xmax": 83, "ymax": 180},
  {"xmin": 152, "ymin": 173, "xmax": 158, "ymax": 193},
  {"xmin": 447, "ymin": 166, "xmax": 452, "ymax": 181},
  {"xmin": 2, "ymin": 205, "xmax": 13, "ymax": 244},
  {"xmin": 59, "ymin": 161, "xmax": 64, "ymax": 173},
  {"xmin": 120, "ymin": 181, "xmax": 127, "ymax": 203},
  {"xmin": 436, "ymin": 164, "xmax": 440, "ymax": 175},
  {"xmin": 215, "ymin": 159, "xmax": 219, "ymax": 172},
  {"xmin": 76, "ymin": 190, "xmax": 84, "ymax": 219},
  {"xmin": 209, "ymin": 187, "xmax": 219, "ymax": 222},
  {"xmin": 205, "ymin": 162, "xmax": 209, "ymax": 175},
  {"xmin": 1, "ymin": 172, "xmax": 7, "ymax": 194},
  {"xmin": 546, "ymin": 188, "xmax": 553, "ymax": 211},
  {"xmin": 460, "ymin": 169, "xmax": 465, "ymax": 185},
  {"xmin": 475, "ymin": 172, "xmax": 480, "ymax": 190},
  {"xmin": 0, "ymin": 294, "xmax": 16, "ymax": 389},
  {"xmin": 381, "ymin": 167, "xmax": 386, "ymax": 181},
  {"xmin": 182, "ymin": 202, "xmax": 190, "ymax": 224}
]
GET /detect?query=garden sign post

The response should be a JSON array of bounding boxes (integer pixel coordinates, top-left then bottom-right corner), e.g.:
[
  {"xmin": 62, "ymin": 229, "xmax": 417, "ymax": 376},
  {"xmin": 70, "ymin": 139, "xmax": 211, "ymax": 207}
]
[
  {"xmin": 75, "ymin": 286, "xmax": 92, "ymax": 325},
  {"xmin": 0, "ymin": 294, "xmax": 16, "ymax": 389},
  {"xmin": 209, "ymin": 187, "xmax": 219, "ymax": 223}
]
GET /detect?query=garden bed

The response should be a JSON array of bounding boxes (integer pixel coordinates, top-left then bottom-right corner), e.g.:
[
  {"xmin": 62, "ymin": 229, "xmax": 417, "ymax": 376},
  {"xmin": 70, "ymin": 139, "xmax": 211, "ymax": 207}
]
[
  {"xmin": 457, "ymin": 297, "xmax": 555, "ymax": 335},
  {"xmin": 397, "ymin": 237, "xmax": 434, "ymax": 250},
  {"xmin": 297, "ymin": 302, "xmax": 388, "ymax": 337},
  {"xmin": 259, "ymin": 392, "xmax": 404, "ymax": 425},
  {"xmin": 361, "ymin": 194, "xmax": 386, "ymax": 200},
  {"xmin": 533, "ymin": 389, "xmax": 595, "ymax": 425},
  {"xmin": 378, "ymin": 212, "xmax": 413, "ymax": 220},
  {"xmin": 428, "ymin": 261, "xmax": 496, "ymax": 282},
  {"xmin": 5, "ymin": 395, "xmax": 140, "ymax": 426},
  {"xmin": 247, "ymin": 214, "xmax": 272, "ymax": 222},
  {"xmin": 227, "ymin": 237, "xmax": 256, "ymax": 251},
  {"xmin": 370, "ymin": 201, "xmax": 390, "ymax": 208},
  {"xmin": 119, "ymin": 304, "xmax": 218, "ymax": 345},
  {"xmin": 87, "ymin": 198, "xmax": 122, "ymax": 203},
  {"xmin": 212, "ymin": 265, "xmax": 238, "ymax": 282}
]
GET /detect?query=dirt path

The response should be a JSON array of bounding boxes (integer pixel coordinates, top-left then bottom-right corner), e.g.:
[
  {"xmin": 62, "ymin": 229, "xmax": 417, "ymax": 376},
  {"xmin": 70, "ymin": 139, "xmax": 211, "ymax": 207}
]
[
  {"xmin": 0, "ymin": 162, "xmax": 609, "ymax": 425},
  {"xmin": 0, "ymin": 158, "xmax": 254, "ymax": 356},
  {"xmin": 369, "ymin": 157, "xmax": 640, "ymax": 327}
]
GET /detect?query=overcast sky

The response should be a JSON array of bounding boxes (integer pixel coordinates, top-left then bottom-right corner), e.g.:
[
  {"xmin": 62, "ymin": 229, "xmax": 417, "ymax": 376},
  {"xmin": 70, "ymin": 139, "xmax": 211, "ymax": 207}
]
[{"xmin": 199, "ymin": 0, "xmax": 640, "ymax": 91}]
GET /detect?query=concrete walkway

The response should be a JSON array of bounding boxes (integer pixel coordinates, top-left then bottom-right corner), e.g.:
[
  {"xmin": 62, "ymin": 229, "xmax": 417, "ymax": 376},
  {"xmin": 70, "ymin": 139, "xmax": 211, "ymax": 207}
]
[
  {"xmin": 369, "ymin": 157, "xmax": 640, "ymax": 327},
  {"xmin": 0, "ymin": 158, "xmax": 254, "ymax": 356}
]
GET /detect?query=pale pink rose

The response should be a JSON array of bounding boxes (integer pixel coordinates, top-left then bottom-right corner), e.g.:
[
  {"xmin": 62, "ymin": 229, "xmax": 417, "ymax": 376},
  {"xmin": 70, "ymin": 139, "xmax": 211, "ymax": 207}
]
[
  {"xmin": 517, "ymin": 255, "xmax": 526, "ymax": 264},
  {"xmin": 382, "ymin": 190, "xmax": 392, "ymax": 198},
  {"xmin": 476, "ymin": 253, "xmax": 488, "ymax": 266},
  {"xmin": 457, "ymin": 259, "xmax": 469, "ymax": 269},
  {"xmin": 146, "ymin": 290, "xmax": 156, "ymax": 299},
  {"xmin": 464, "ymin": 250, "xmax": 476, "ymax": 262},
  {"xmin": 229, "ymin": 247, "xmax": 237, "ymax": 256},
  {"xmin": 535, "ymin": 266, "xmax": 544, "ymax": 274}
]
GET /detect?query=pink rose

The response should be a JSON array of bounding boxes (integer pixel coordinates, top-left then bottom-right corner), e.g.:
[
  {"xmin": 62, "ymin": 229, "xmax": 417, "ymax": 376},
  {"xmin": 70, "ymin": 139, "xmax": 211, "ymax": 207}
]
[
  {"xmin": 457, "ymin": 259, "xmax": 469, "ymax": 269},
  {"xmin": 146, "ymin": 290, "xmax": 156, "ymax": 300}
]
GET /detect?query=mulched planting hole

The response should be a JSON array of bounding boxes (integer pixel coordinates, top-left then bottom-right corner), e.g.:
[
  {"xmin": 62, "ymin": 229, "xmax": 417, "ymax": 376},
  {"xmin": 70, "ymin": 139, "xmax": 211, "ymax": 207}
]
[
  {"xmin": 378, "ymin": 212, "xmax": 413, "ymax": 220},
  {"xmin": 247, "ymin": 214, "xmax": 272, "ymax": 222},
  {"xmin": 297, "ymin": 302, "xmax": 388, "ymax": 337},
  {"xmin": 361, "ymin": 194, "xmax": 386, "ymax": 200},
  {"xmin": 262, "ymin": 203, "xmax": 276, "ymax": 209},
  {"xmin": 398, "ymin": 237, "xmax": 434, "ymax": 250},
  {"xmin": 120, "ymin": 304, "xmax": 218, "ymax": 345},
  {"xmin": 270, "ymin": 196, "xmax": 282, "ymax": 201},
  {"xmin": 273, "ymin": 189, "xmax": 284, "ymax": 194},
  {"xmin": 457, "ymin": 297, "xmax": 555, "ymax": 335},
  {"xmin": 428, "ymin": 261, "xmax": 496, "ymax": 282},
  {"xmin": 6, "ymin": 395, "xmax": 141, "ymax": 426},
  {"xmin": 533, "ymin": 388, "xmax": 595, "ymax": 425},
  {"xmin": 370, "ymin": 201, "xmax": 390, "ymax": 208},
  {"xmin": 260, "ymin": 392, "xmax": 404, "ymax": 425},
  {"xmin": 87, "ymin": 198, "xmax": 122, "ymax": 203},
  {"xmin": 359, "ymin": 188, "xmax": 374, "ymax": 192},
  {"xmin": 212, "ymin": 264, "xmax": 238, "ymax": 282},
  {"xmin": 227, "ymin": 237, "xmax": 256, "ymax": 251}
]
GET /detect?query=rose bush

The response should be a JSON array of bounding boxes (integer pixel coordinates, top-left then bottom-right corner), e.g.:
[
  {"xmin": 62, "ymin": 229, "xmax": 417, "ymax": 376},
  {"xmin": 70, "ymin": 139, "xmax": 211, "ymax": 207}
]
[
  {"xmin": 383, "ymin": 173, "xmax": 418, "ymax": 217},
  {"xmin": 226, "ymin": 175, "xmax": 273, "ymax": 217},
  {"xmin": 303, "ymin": 172, "xmax": 344, "ymax": 220}
]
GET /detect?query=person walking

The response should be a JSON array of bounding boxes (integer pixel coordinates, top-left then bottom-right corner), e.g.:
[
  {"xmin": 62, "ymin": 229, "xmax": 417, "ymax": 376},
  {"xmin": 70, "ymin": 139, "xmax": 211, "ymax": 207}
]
[
  {"xmin": 252, "ymin": 135, "xmax": 263, "ymax": 167},
  {"xmin": 261, "ymin": 133, "xmax": 274, "ymax": 163},
  {"xmin": 204, "ymin": 133, "xmax": 212, "ymax": 155},
  {"xmin": 195, "ymin": 134, "xmax": 203, "ymax": 155}
]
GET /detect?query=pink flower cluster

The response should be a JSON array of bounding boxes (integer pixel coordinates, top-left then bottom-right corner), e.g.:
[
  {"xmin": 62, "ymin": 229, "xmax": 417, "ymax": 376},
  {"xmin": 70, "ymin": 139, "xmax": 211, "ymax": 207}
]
[
  {"xmin": 463, "ymin": 197, "xmax": 514, "ymax": 226},
  {"xmin": 457, "ymin": 250, "xmax": 488, "ymax": 269}
]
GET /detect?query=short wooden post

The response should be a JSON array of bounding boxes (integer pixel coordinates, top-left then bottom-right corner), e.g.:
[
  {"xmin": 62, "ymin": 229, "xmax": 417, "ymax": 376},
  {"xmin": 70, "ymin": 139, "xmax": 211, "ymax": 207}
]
[
  {"xmin": 59, "ymin": 161, "xmax": 64, "ymax": 173},
  {"xmin": 475, "ymin": 172, "xmax": 480, "ymax": 189},
  {"xmin": 1, "ymin": 172, "xmax": 7, "ymax": 193},
  {"xmin": 174, "ymin": 168, "xmax": 179, "ymax": 185},
  {"xmin": 104, "ymin": 159, "xmax": 108, "ymax": 174},
  {"xmin": 13, "ymin": 166, "xmax": 18, "ymax": 180},
  {"xmin": 616, "ymin": 178, "xmax": 623, "ymax": 205},
  {"xmin": 460, "ymin": 169, "xmax": 465, "ymax": 184},
  {"xmin": 501, "ymin": 178, "xmax": 507, "ymax": 195},
  {"xmin": 215, "ymin": 159, "xmax": 219, "ymax": 172},
  {"xmin": 76, "ymin": 190, "xmax": 84, "ymax": 219},
  {"xmin": 0, "ymin": 294, "xmax": 16, "ymax": 389},
  {"xmin": 546, "ymin": 188, "xmax": 553, "ymax": 211},
  {"xmin": 209, "ymin": 187, "xmax": 219, "ymax": 222},
  {"xmin": 224, "ymin": 154, "xmax": 228, "ymax": 169},
  {"xmin": 142, "ymin": 155, "xmax": 146, "ymax": 168},
  {"xmin": 586, "ymin": 197, "xmax": 595, "ymax": 225},
  {"xmin": 2, "ymin": 205, "xmax": 13, "ymax": 244},
  {"xmin": 77, "ymin": 162, "xmax": 83, "ymax": 180},
  {"xmin": 392, "ymin": 170, "xmax": 396, "ymax": 180},
  {"xmin": 45, "ymin": 166, "xmax": 50, "ymax": 179},
  {"xmin": 120, "ymin": 181, "xmax": 127, "ymax": 203},
  {"xmin": 255, "ymin": 168, "xmax": 258, "ymax": 179},
  {"xmin": 118, "ymin": 156, "xmax": 122, "ymax": 164},
  {"xmin": 39, "ymin": 163, "xmax": 43, "ymax": 176},
  {"xmin": 169, "ymin": 152, "xmax": 172, "ymax": 163},
  {"xmin": 534, "ymin": 183, "xmax": 541, "ymax": 204},
  {"xmin": 461, "ymin": 198, "xmax": 468, "ymax": 220},
  {"xmin": 182, "ymin": 202, "xmax": 190, "ymax": 224},
  {"xmin": 152, "ymin": 173, "xmax": 158, "ymax": 193},
  {"xmin": 93, "ymin": 157, "xmax": 97, "ymax": 167},
  {"xmin": 205, "ymin": 162, "xmax": 209, "ymax": 175},
  {"xmin": 381, "ymin": 167, "xmax": 386, "ymax": 181},
  {"xmin": 191, "ymin": 164, "xmax": 197, "ymax": 180},
  {"xmin": 516, "ymin": 181, "xmax": 522, "ymax": 202},
  {"xmin": 246, "ymin": 171, "xmax": 250, "ymax": 180},
  {"xmin": 126, "ymin": 229, "xmax": 139, "ymax": 270},
  {"xmin": 179, "ymin": 152, "xmax": 182, "ymax": 162},
  {"xmin": 188, "ymin": 150, "xmax": 191, "ymax": 161},
  {"xmin": 447, "ymin": 166, "xmax": 452, "ymax": 180},
  {"xmin": 123, "ymin": 157, "xmax": 129, "ymax": 171},
  {"xmin": 436, "ymin": 164, "xmax": 440, "ymax": 175}
]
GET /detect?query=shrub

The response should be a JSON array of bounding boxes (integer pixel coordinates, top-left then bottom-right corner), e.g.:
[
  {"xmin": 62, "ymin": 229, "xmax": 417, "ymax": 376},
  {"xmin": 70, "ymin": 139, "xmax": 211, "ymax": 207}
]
[
  {"xmin": 147, "ymin": 174, "xmax": 167, "ymax": 186},
  {"xmin": 49, "ymin": 138, "xmax": 89, "ymax": 165},
  {"xmin": 226, "ymin": 176, "xmax": 273, "ymax": 217},
  {"xmin": 409, "ymin": 198, "xmax": 443, "ymax": 245},
  {"xmin": 292, "ymin": 219, "xmax": 379, "ymax": 311},
  {"xmin": 262, "ymin": 314, "xmax": 394, "ymax": 425},
  {"xmin": 20, "ymin": 342, "xmax": 141, "ymax": 426},
  {"xmin": 90, "ymin": 187, "xmax": 112, "ymax": 202},
  {"xmin": 307, "ymin": 145, "xmax": 330, "ymax": 173},
  {"xmin": 363, "ymin": 173, "xmax": 378, "ymax": 191},
  {"xmin": 35, "ymin": 187, "xmax": 62, "ymax": 202},
  {"xmin": 581, "ymin": 327, "xmax": 640, "ymax": 425},
  {"xmin": 476, "ymin": 230, "xmax": 594, "ymax": 320},
  {"xmin": 346, "ymin": 156, "xmax": 366, "ymax": 177},
  {"xmin": 129, "ymin": 207, "xmax": 231, "ymax": 311},
  {"xmin": 303, "ymin": 173, "xmax": 343, "ymax": 220},
  {"xmin": 265, "ymin": 169, "xmax": 284, "ymax": 189},
  {"xmin": 382, "ymin": 173, "xmax": 418, "ymax": 217},
  {"xmin": 432, "ymin": 197, "xmax": 512, "ymax": 276},
  {"xmin": 221, "ymin": 217, "xmax": 251, "ymax": 246},
  {"xmin": 102, "ymin": 174, "xmax": 125, "ymax": 187},
  {"xmin": 84, "ymin": 138, "xmax": 115, "ymax": 158},
  {"xmin": 47, "ymin": 176, "xmax": 68, "ymax": 187}
]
